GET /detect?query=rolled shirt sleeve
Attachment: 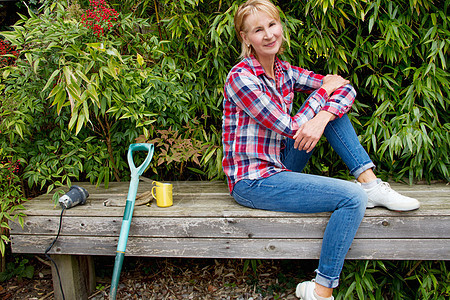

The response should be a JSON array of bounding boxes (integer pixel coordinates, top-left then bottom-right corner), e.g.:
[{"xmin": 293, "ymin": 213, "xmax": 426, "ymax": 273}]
[{"xmin": 321, "ymin": 84, "xmax": 356, "ymax": 117}]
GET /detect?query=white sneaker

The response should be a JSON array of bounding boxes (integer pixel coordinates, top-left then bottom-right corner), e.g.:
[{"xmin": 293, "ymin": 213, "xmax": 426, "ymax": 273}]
[
  {"xmin": 295, "ymin": 280, "xmax": 334, "ymax": 300},
  {"xmin": 363, "ymin": 181, "xmax": 420, "ymax": 211}
]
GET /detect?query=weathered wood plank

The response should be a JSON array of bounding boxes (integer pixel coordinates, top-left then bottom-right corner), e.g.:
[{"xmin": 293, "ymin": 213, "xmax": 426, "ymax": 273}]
[
  {"xmin": 10, "ymin": 216, "xmax": 450, "ymax": 239},
  {"xmin": 15, "ymin": 204, "xmax": 450, "ymax": 219},
  {"xmin": 29, "ymin": 181, "xmax": 450, "ymax": 200},
  {"xmin": 11, "ymin": 235, "xmax": 450, "ymax": 260},
  {"xmin": 14, "ymin": 201, "xmax": 450, "ymax": 219},
  {"xmin": 13, "ymin": 182, "xmax": 450, "ymax": 218}
]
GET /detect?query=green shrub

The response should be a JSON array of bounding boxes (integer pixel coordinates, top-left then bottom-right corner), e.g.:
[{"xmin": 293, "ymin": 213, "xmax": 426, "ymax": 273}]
[
  {"xmin": 278, "ymin": 0, "xmax": 449, "ymax": 183},
  {"xmin": 139, "ymin": 0, "xmax": 449, "ymax": 183},
  {"xmin": 0, "ymin": 257, "xmax": 34, "ymax": 281},
  {"xmin": 337, "ymin": 260, "xmax": 450, "ymax": 299},
  {"xmin": 0, "ymin": 150, "xmax": 26, "ymax": 257},
  {"xmin": 1, "ymin": 0, "xmax": 448, "ymax": 197},
  {"xmin": 0, "ymin": 1, "xmax": 212, "ymax": 195}
]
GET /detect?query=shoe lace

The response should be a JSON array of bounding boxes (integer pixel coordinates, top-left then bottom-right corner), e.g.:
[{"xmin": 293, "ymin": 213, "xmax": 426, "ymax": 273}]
[{"xmin": 379, "ymin": 181, "xmax": 392, "ymax": 192}]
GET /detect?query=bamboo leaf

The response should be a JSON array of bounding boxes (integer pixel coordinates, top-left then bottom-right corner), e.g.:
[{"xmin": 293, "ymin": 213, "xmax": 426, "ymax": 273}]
[
  {"xmin": 76, "ymin": 113, "xmax": 85, "ymax": 135},
  {"xmin": 25, "ymin": 52, "xmax": 32, "ymax": 66},
  {"xmin": 43, "ymin": 69, "xmax": 60, "ymax": 92},
  {"xmin": 68, "ymin": 111, "xmax": 78, "ymax": 130}
]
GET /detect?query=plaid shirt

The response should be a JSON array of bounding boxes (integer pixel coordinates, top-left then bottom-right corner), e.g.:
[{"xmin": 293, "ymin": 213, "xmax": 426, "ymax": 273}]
[{"xmin": 222, "ymin": 55, "xmax": 356, "ymax": 193}]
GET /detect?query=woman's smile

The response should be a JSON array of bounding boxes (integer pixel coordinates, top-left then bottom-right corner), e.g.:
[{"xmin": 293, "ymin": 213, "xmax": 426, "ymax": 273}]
[{"xmin": 264, "ymin": 40, "xmax": 277, "ymax": 47}]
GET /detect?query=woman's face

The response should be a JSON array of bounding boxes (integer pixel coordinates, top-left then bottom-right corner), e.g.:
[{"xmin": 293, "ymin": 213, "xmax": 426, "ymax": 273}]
[{"xmin": 240, "ymin": 10, "xmax": 283, "ymax": 60}]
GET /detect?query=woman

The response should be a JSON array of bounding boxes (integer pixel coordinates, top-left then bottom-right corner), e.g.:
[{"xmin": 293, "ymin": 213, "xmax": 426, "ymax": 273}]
[{"xmin": 222, "ymin": 0, "xmax": 420, "ymax": 299}]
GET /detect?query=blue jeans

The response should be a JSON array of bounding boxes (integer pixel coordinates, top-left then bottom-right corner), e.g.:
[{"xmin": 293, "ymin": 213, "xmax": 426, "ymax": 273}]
[{"xmin": 231, "ymin": 114, "xmax": 374, "ymax": 288}]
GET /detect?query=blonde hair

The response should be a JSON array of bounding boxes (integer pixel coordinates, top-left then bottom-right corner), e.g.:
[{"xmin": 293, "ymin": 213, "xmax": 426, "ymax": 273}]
[{"xmin": 234, "ymin": 0, "xmax": 285, "ymax": 58}]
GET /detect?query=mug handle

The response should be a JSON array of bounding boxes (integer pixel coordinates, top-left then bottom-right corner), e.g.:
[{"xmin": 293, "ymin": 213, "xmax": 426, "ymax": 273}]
[{"xmin": 151, "ymin": 186, "xmax": 157, "ymax": 199}]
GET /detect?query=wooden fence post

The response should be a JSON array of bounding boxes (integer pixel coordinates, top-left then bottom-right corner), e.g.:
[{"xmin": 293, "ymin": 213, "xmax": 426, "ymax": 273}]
[{"xmin": 50, "ymin": 254, "xmax": 96, "ymax": 300}]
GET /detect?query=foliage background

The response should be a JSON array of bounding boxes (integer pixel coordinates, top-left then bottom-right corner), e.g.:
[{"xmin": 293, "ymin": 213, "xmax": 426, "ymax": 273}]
[
  {"xmin": 1, "ymin": 0, "xmax": 449, "ymax": 194},
  {"xmin": 0, "ymin": 0, "xmax": 449, "ymax": 297}
]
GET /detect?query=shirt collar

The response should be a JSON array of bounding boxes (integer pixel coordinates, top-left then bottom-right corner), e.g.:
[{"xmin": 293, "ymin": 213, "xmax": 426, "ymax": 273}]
[{"xmin": 243, "ymin": 55, "xmax": 289, "ymax": 77}]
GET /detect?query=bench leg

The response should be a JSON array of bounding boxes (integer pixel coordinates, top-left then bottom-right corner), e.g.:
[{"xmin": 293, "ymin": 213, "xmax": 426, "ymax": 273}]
[{"xmin": 50, "ymin": 254, "xmax": 96, "ymax": 300}]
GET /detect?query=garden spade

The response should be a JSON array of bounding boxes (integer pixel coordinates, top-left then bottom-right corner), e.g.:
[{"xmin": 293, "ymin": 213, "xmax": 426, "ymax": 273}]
[{"xmin": 109, "ymin": 143, "xmax": 154, "ymax": 300}]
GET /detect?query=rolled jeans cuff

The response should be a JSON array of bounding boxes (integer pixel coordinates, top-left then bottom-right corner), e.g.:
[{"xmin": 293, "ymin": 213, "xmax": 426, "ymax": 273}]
[
  {"xmin": 351, "ymin": 162, "xmax": 376, "ymax": 180},
  {"xmin": 315, "ymin": 269, "xmax": 340, "ymax": 288}
]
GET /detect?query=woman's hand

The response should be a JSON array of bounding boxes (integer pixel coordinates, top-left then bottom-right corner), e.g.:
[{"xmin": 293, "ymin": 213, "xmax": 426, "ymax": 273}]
[
  {"xmin": 321, "ymin": 74, "xmax": 350, "ymax": 96},
  {"xmin": 293, "ymin": 111, "xmax": 336, "ymax": 153}
]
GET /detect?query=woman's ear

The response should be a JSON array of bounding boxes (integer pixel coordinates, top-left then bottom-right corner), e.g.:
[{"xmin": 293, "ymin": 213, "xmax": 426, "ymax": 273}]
[{"xmin": 240, "ymin": 31, "xmax": 248, "ymax": 45}]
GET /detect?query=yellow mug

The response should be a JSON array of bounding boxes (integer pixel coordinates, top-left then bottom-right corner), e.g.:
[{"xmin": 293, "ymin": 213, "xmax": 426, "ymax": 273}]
[{"xmin": 151, "ymin": 181, "xmax": 173, "ymax": 207}]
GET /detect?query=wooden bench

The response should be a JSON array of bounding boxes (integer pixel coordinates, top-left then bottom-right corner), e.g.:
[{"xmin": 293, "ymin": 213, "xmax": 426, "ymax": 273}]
[{"xmin": 10, "ymin": 181, "xmax": 450, "ymax": 300}]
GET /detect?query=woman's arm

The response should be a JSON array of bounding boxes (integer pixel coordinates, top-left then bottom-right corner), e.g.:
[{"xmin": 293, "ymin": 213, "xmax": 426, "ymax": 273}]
[
  {"xmin": 293, "ymin": 75, "xmax": 353, "ymax": 152},
  {"xmin": 224, "ymin": 70, "xmax": 327, "ymax": 138},
  {"xmin": 292, "ymin": 66, "xmax": 356, "ymax": 118}
]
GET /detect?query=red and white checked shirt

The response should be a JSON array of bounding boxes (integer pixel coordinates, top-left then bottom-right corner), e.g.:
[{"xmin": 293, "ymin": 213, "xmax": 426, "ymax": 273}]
[{"xmin": 222, "ymin": 55, "xmax": 356, "ymax": 193}]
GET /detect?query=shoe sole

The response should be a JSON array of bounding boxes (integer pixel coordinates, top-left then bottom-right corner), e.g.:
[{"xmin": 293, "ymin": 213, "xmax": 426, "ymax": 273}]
[{"xmin": 366, "ymin": 202, "xmax": 420, "ymax": 211}]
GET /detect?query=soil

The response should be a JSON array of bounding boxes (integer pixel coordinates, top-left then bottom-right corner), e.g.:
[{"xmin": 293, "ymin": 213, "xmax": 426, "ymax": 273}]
[{"xmin": 1, "ymin": 255, "xmax": 318, "ymax": 299}]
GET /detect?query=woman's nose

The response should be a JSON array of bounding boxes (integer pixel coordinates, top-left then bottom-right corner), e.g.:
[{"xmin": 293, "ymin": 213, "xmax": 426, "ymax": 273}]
[{"xmin": 264, "ymin": 29, "xmax": 273, "ymax": 39}]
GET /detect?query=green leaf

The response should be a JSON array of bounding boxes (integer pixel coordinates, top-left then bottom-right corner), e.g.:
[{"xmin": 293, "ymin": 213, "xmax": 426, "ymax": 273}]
[
  {"xmin": 25, "ymin": 52, "xmax": 33, "ymax": 66},
  {"xmin": 87, "ymin": 84, "xmax": 100, "ymax": 107},
  {"xmin": 2, "ymin": 69, "xmax": 11, "ymax": 79},
  {"xmin": 43, "ymin": 69, "xmax": 60, "ymax": 92},
  {"xmin": 86, "ymin": 42, "xmax": 105, "ymax": 51},
  {"xmin": 66, "ymin": 84, "xmax": 82, "ymax": 104},
  {"xmin": 137, "ymin": 53, "xmax": 144, "ymax": 66},
  {"xmin": 75, "ymin": 69, "xmax": 90, "ymax": 84},
  {"xmin": 68, "ymin": 111, "xmax": 78, "ymax": 130},
  {"xmin": 75, "ymin": 113, "xmax": 85, "ymax": 135},
  {"xmin": 344, "ymin": 281, "xmax": 356, "ymax": 298},
  {"xmin": 15, "ymin": 123, "xmax": 24, "ymax": 139}
]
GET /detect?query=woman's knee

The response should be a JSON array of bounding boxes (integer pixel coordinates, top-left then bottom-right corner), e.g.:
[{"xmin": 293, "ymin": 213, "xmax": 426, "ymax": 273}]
[
  {"xmin": 355, "ymin": 186, "xmax": 368, "ymax": 214},
  {"xmin": 342, "ymin": 183, "xmax": 368, "ymax": 213}
]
